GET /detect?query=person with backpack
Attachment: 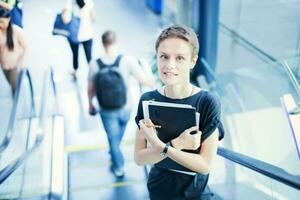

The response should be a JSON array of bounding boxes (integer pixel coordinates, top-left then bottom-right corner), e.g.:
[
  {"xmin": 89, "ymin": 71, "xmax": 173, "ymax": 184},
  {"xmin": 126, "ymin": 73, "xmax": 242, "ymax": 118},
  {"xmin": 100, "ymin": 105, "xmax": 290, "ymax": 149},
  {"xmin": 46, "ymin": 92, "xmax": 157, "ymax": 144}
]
[{"xmin": 87, "ymin": 30, "xmax": 153, "ymax": 178}]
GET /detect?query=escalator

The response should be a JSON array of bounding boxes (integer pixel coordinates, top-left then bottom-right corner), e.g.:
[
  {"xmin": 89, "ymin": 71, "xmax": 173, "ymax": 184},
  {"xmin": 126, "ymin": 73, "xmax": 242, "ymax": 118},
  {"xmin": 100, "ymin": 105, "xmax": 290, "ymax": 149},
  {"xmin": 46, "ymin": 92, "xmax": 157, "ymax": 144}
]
[
  {"xmin": 0, "ymin": 67, "xmax": 64, "ymax": 199},
  {"xmin": 0, "ymin": 65, "xmax": 149, "ymax": 199},
  {"xmin": 55, "ymin": 72, "xmax": 149, "ymax": 199},
  {"xmin": 1, "ymin": 59, "xmax": 300, "ymax": 199},
  {"xmin": 200, "ymin": 57, "xmax": 300, "ymax": 173},
  {"xmin": 0, "ymin": 68, "xmax": 36, "ymax": 198},
  {"xmin": 67, "ymin": 143, "xmax": 148, "ymax": 200},
  {"xmin": 64, "ymin": 57, "xmax": 300, "ymax": 199},
  {"xmin": 209, "ymin": 147, "xmax": 300, "ymax": 199},
  {"xmin": 198, "ymin": 57, "xmax": 300, "ymax": 199}
]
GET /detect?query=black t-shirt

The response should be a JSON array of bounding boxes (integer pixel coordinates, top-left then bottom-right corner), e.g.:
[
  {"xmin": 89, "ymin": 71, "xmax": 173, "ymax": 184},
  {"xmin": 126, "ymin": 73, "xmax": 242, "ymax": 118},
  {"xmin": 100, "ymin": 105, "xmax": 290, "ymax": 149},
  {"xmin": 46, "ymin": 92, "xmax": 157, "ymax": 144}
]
[{"xmin": 135, "ymin": 89, "xmax": 224, "ymax": 172}]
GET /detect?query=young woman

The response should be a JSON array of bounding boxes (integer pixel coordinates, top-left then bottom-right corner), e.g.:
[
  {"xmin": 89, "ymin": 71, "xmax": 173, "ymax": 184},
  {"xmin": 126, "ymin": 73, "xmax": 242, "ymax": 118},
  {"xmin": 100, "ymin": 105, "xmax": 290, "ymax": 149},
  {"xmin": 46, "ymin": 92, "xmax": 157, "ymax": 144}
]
[
  {"xmin": 0, "ymin": 7, "xmax": 26, "ymax": 95},
  {"xmin": 134, "ymin": 25, "xmax": 224, "ymax": 199},
  {"xmin": 65, "ymin": 0, "xmax": 95, "ymax": 78}
]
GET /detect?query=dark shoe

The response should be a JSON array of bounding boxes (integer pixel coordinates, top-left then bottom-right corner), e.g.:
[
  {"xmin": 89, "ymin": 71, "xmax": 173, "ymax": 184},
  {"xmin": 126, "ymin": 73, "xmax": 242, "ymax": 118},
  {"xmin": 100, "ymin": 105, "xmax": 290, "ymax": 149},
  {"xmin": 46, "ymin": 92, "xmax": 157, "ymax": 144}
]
[
  {"xmin": 70, "ymin": 70, "xmax": 77, "ymax": 80},
  {"xmin": 89, "ymin": 105, "xmax": 97, "ymax": 116}
]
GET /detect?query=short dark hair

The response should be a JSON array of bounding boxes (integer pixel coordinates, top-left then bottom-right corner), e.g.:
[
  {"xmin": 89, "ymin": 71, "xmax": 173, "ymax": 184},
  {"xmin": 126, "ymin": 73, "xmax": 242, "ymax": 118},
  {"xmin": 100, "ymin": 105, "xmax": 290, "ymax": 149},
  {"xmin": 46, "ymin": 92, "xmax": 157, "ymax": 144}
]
[
  {"xmin": 102, "ymin": 30, "xmax": 116, "ymax": 47},
  {"xmin": 155, "ymin": 25, "xmax": 199, "ymax": 57},
  {"xmin": 76, "ymin": 0, "xmax": 85, "ymax": 9}
]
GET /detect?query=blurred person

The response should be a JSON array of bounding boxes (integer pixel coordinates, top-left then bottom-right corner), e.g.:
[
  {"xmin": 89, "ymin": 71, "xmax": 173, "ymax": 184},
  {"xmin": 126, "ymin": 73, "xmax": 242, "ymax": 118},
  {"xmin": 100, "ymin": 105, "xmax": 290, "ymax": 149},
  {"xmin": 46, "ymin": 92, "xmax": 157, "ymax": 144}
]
[
  {"xmin": 88, "ymin": 30, "xmax": 153, "ymax": 178},
  {"xmin": 65, "ymin": 0, "xmax": 95, "ymax": 78},
  {"xmin": 0, "ymin": 7, "xmax": 26, "ymax": 95},
  {"xmin": 134, "ymin": 25, "xmax": 224, "ymax": 199}
]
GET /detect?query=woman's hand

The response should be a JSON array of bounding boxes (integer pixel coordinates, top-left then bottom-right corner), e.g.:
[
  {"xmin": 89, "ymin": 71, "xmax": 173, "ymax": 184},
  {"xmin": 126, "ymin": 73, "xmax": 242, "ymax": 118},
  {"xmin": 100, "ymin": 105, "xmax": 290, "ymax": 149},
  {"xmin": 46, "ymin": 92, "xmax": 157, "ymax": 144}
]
[
  {"xmin": 61, "ymin": 8, "xmax": 72, "ymax": 24},
  {"xmin": 139, "ymin": 119, "xmax": 164, "ymax": 151},
  {"xmin": 172, "ymin": 126, "xmax": 202, "ymax": 150}
]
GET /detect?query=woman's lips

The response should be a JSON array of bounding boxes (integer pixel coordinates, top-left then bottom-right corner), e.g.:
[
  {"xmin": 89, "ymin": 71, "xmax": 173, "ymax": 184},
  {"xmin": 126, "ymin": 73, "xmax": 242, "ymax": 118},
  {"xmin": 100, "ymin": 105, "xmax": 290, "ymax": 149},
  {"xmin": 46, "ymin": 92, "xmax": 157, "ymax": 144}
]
[{"xmin": 163, "ymin": 72, "xmax": 178, "ymax": 76}]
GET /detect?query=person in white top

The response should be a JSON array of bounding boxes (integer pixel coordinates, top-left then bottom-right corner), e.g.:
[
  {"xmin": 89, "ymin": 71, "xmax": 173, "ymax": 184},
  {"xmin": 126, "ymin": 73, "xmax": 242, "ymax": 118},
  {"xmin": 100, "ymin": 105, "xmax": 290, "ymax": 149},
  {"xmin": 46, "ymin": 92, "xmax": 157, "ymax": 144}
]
[
  {"xmin": 66, "ymin": 0, "xmax": 95, "ymax": 77},
  {"xmin": 87, "ymin": 30, "xmax": 153, "ymax": 177}
]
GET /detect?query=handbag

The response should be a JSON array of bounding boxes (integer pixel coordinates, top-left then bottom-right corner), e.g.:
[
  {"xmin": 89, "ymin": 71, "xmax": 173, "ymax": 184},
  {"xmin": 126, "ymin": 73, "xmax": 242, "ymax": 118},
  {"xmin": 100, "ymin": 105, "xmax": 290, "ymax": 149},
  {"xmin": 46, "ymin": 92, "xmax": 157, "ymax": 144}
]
[
  {"xmin": 52, "ymin": 13, "xmax": 80, "ymax": 43},
  {"xmin": 11, "ymin": 1, "xmax": 23, "ymax": 28}
]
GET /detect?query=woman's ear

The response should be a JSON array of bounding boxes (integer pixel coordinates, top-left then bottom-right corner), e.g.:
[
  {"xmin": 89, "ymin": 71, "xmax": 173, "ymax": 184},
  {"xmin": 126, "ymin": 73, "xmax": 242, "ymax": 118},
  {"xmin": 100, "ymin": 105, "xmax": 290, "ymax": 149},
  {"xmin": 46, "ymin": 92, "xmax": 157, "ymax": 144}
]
[{"xmin": 190, "ymin": 55, "xmax": 198, "ymax": 69}]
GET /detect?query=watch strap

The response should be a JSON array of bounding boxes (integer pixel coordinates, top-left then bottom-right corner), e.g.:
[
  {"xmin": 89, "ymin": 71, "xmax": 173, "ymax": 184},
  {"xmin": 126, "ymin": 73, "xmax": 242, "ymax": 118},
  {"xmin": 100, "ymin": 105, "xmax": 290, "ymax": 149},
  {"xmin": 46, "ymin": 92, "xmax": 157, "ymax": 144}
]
[{"xmin": 160, "ymin": 142, "xmax": 170, "ymax": 157}]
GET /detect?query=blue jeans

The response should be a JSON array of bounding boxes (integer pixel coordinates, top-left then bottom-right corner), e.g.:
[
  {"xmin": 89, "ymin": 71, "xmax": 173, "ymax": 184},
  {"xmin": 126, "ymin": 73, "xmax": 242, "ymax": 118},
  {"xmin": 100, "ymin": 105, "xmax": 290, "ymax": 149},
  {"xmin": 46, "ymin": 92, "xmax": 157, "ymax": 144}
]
[{"xmin": 100, "ymin": 108, "xmax": 131, "ymax": 170}]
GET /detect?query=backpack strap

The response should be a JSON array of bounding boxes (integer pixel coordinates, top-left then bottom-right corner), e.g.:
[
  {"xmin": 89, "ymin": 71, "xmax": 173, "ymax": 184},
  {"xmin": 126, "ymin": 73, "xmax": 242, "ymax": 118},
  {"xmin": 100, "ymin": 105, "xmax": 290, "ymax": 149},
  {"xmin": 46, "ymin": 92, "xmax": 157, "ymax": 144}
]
[
  {"xmin": 111, "ymin": 55, "xmax": 123, "ymax": 68},
  {"xmin": 96, "ymin": 58, "xmax": 106, "ymax": 70},
  {"xmin": 96, "ymin": 55, "xmax": 123, "ymax": 70}
]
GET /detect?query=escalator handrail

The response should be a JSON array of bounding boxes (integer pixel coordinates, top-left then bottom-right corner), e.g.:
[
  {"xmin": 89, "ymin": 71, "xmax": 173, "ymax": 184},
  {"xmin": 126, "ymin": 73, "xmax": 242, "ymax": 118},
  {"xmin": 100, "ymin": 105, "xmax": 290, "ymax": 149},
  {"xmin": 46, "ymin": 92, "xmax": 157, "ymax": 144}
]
[
  {"xmin": 219, "ymin": 22, "xmax": 277, "ymax": 62},
  {"xmin": 219, "ymin": 23, "xmax": 300, "ymax": 101},
  {"xmin": 200, "ymin": 58, "xmax": 300, "ymax": 190},
  {"xmin": 0, "ymin": 67, "xmax": 54, "ymax": 184},
  {"xmin": 217, "ymin": 147, "xmax": 300, "ymax": 190},
  {"xmin": 0, "ymin": 68, "xmax": 36, "ymax": 154},
  {"xmin": 25, "ymin": 69, "xmax": 36, "ymax": 117},
  {"xmin": 142, "ymin": 146, "xmax": 300, "ymax": 191},
  {"xmin": 50, "ymin": 66, "xmax": 59, "ymax": 114},
  {"xmin": 282, "ymin": 61, "xmax": 300, "ymax": 101},
  {"xmin": 281, "ymin": 95, "xmax": 300, "ymax": 160}
]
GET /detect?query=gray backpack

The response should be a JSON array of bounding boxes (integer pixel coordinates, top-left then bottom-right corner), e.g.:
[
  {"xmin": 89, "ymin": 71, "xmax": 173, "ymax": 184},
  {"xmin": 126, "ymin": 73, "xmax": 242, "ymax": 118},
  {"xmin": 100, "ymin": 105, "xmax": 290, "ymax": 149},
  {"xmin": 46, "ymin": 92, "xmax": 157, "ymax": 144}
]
[{"xmin": 95, "ymin": 55, "xmax": 127, "ymax": 109}]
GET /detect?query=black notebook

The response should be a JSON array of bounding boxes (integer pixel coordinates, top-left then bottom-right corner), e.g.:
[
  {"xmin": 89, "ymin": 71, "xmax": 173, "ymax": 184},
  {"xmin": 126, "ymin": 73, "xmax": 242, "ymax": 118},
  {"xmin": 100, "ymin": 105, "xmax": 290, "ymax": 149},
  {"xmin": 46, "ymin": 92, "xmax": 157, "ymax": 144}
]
[
  {"xmin": 142, "ymin": 100, "xmax": 199, "ymax": 171},
  {"xmin": 148, "ymin": 104, "xmax": 196, "ymax": 142}
]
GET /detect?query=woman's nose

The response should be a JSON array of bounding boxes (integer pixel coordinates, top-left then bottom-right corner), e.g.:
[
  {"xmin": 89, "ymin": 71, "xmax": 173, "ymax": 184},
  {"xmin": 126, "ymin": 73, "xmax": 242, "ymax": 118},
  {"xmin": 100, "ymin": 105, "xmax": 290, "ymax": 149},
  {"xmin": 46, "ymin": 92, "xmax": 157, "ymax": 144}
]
[{"xmin": 166, "ymin": 58, "xmax": 176, "ymax": 69}]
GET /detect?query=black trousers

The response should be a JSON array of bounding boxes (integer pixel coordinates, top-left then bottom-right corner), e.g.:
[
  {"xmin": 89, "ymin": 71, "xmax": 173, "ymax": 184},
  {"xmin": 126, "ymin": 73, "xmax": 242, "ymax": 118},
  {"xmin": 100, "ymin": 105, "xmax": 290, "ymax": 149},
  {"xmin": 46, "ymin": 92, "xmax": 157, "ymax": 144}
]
[{"xmin": 68, "ymin": 39, "xmax": 93, "ymax": 70}]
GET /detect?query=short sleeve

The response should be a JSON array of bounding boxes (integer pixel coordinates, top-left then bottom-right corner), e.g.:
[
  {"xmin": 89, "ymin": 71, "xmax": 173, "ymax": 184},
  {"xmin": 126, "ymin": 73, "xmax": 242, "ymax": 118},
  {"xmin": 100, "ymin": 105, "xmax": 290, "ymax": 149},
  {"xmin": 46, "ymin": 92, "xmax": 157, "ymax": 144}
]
[
  {"xmin": 88, "ymin": 59, "xmax": 99, "ymax": 82},
  {"xmin": 122, "ymin": 55, "xmax": 142, "ymax": 78},
  {"xmin": 197, "ymin": 92, "xmax": 224, "ymax": 142},
  {"xmin": 135, "ymin": 95, "xmax": 145, "ymax": 129},
  {"xmin": 134, "ymin": 92, "xmax": 154, "ymax": 129}
]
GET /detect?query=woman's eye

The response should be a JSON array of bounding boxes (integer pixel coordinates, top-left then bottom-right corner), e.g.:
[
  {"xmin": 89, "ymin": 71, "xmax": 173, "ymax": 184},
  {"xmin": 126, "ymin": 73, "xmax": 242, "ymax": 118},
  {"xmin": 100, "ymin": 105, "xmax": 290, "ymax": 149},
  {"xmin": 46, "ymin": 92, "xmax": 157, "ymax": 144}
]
[
  {"xmin": 160, "ymin": 55, "xmax": 168, "ymax": 59},
  {"xmin": 177, "ymin": 56, "xmax": 185, "ymax": 61}
]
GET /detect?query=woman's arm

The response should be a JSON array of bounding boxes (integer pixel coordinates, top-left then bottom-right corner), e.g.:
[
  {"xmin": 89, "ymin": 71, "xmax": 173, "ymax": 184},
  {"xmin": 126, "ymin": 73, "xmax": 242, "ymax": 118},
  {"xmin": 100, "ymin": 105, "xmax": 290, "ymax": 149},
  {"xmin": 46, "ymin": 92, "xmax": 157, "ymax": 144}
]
[
  {"xmin": 90, "ymin": 7, "xmax": 96, "ymax": 22},
  {"xmin": 125, "ymin": 56, "xmax": 154, "ymax": 88},
  {"xmin": 134, "ymin": 129, "xmax": 165, "ymax": 165},
  {"xmin": 15, "ymin": 26, "xmax": 27, "ymax": 68},
  {"xmin": 61, "ymin": 0, "xmax": 72, "ymax": 24},
  {"xmin": 135, "ymin": 119, "xmax": 219, "ymax": 174},
  {"xmin": 167, "ymin": 130, "xmax": 219, "ymax": 174}
]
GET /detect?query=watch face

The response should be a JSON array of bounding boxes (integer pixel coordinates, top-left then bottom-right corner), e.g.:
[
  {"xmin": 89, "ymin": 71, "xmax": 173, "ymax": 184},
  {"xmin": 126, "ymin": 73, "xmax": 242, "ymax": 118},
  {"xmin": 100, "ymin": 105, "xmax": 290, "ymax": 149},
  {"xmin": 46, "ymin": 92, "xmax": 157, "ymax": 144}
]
[{"xmin": 160, "ymin": 152, "xmax": 166, "ymax": 158}]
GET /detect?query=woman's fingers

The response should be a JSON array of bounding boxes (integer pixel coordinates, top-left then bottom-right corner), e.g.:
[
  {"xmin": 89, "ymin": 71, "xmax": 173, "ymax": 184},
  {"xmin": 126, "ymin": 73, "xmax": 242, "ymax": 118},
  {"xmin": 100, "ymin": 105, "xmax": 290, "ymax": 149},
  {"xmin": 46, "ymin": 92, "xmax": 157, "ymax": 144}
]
[
  {"xmin": 139, "ymin": 119, "xmax": 145, "ymax": 128},
  {"xmin": 183, "ymin": 126, "xmax": 199, "ymax": 135},
  {"xmin": 139, "ymin": 119, "xmax": 155, "ymax": 131},
  {"xmin": 144, "ymin": 118, "xmax": 154, "ymax": 126},
  {"xmin": 139, "ymin": 120, "xmax": 148, "ymax": 130}
]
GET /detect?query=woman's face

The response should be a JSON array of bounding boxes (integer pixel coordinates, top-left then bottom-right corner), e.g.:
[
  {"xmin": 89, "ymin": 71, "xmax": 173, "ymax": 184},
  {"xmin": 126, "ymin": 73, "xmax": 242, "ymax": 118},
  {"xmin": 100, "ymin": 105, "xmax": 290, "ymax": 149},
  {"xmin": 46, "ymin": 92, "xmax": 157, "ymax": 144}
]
[
  {"xmin": 157, "ymin": 37, "xmax": 197, "ymax": 86},
  {"xmin": 0, "ymin": 17, "xmax": 10, "ymax": 30}
]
